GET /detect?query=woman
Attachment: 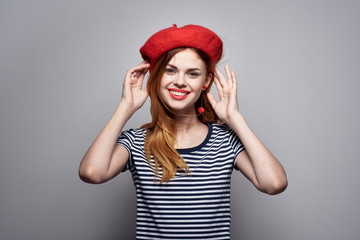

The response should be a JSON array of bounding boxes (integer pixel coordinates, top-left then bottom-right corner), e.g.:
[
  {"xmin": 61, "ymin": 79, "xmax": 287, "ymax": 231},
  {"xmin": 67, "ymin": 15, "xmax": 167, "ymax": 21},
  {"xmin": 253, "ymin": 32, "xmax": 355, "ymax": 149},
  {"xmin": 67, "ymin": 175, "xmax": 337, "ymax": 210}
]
[{"xmin": 79, "ymin": 24, "xmax": 287, "ymax": 239}]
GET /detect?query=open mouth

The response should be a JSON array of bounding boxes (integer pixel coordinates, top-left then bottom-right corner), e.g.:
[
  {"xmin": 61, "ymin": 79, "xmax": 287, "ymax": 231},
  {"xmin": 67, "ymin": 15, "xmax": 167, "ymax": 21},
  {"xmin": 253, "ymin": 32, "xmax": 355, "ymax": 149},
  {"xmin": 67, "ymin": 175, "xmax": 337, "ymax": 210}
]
[{"xmin": 168, "ymin": 88, "xmax": 190, "ymax": 100}]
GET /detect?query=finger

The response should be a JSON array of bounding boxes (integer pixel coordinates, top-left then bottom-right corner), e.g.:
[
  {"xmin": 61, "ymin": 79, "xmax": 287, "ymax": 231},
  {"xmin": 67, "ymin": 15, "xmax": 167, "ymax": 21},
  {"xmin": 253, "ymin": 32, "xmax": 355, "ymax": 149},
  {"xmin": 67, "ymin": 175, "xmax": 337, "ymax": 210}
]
[
  {"xmin": 139, "ymin": 69, "xmax": 148, "ymax": 80},
  {"xmin": 139, "ymin": 62, "xmax": 150, "ymax": 73},
  {"xmin": 127, "ymin": 69, "xmax": 139, "ymax": 81},
  {"xmin": 140, "ymin": 60, "xmax": 150, "ymax": 66},
  {"xmin": 130, "ymin": 63, "xmax": 150, "ymax": 80},
  {"xmin": 231, "ymin": 70, "xmax": 237, "ymax": 91},
  {"xmin": 225, "ymin": 65, "xmax": 233, "ymax": 89},
  {"xmin": 206, "ymin": 92, "xmax": 217, "ymax": 108},
  {"xmin": 215, "ymin": 66, "xmax": 227, "ymax": 88},
  {"xmin": 134, "ymin": 68, "xmax": 146, "ymax": 79},
  {"xmin": 131, "ymin": 62, "xmax": 150, "ymax": 73},
  {"xmin": 132, "ymin": 72, "xmax": 141, "ymax": 82},
  {"xmin": 138, "ymin": 69, "xmax": 148, "ymax": 87},
  {"xmin": 213, "ymin": 75, "xmax": 224, "ymax": 99}
]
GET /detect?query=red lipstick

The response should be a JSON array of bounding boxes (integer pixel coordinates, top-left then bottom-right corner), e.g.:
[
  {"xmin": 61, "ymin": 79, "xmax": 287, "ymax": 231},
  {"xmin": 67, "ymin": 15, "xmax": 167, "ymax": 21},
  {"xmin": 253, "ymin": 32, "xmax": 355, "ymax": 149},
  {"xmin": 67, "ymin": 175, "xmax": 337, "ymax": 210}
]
[{"xmin": 168, "ymin": 88, "xmax": 190, "ymax": 100}]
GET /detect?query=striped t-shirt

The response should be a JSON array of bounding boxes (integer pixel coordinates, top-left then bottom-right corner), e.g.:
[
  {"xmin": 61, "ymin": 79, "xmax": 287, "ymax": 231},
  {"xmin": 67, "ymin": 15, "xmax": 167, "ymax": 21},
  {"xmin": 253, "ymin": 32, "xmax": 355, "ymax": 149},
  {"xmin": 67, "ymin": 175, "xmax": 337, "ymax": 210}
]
[{"xmin": 117, "ymin": 123, "xmax": 244, "ymax": 239}]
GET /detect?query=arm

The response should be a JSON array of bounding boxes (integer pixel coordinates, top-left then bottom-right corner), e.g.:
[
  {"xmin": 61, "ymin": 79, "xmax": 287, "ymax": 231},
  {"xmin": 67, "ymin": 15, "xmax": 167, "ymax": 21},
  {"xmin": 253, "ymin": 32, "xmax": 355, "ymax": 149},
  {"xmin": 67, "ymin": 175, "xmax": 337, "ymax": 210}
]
[
  {"xmin": 207, "ymin": 65, "xmax": 287, "ymax": 195},
  {"xmin": 79, "ymin": 61, "xmax": 150, "ymax": 184}
]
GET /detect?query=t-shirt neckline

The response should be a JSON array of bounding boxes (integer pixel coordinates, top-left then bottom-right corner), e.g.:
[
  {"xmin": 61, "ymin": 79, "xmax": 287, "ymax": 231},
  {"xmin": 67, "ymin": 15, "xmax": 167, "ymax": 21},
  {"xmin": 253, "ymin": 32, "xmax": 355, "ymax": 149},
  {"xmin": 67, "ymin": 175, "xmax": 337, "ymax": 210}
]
[{"xmin": 176, "ymin": 123, "xmax": 212, "ymax": 154}]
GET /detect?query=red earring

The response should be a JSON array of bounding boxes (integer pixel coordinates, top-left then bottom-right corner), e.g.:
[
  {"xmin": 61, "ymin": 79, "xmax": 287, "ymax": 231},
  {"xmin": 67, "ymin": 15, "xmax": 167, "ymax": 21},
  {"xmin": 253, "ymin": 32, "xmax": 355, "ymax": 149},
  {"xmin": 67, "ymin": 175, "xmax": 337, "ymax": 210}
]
[
  {"xmin": 197, "ymin": 107, "xmax": 205, "ymax": 114},
  {"xmin": 198, "ymin": 87, "xmax": 206, "ymax": 114}
]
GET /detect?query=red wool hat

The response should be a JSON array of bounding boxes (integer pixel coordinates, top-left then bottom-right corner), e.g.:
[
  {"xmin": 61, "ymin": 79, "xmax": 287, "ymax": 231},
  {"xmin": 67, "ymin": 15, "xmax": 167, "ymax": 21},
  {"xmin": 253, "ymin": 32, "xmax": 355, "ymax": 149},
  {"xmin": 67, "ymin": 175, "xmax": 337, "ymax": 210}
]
[{"xmin": 140, "ymin": 24, "xmax": 223, "ymax": 71}]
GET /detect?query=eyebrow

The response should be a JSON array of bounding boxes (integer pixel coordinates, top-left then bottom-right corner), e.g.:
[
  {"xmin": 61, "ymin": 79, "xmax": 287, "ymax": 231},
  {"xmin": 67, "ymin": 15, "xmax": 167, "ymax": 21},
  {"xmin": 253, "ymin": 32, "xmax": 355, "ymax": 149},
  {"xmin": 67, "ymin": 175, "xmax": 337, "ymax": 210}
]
[{"xmin": 167, "ymin": 64, "xmax": 201, "ymax": 71}]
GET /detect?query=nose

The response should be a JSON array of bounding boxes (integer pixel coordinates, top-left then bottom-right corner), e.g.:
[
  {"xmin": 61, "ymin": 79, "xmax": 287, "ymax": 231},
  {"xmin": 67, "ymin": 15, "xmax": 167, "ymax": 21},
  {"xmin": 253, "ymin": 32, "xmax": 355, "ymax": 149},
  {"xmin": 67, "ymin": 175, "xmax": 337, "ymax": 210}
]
[{"xmin": 173, "ymin": 73, "xmax": 187, "ymax": 87}]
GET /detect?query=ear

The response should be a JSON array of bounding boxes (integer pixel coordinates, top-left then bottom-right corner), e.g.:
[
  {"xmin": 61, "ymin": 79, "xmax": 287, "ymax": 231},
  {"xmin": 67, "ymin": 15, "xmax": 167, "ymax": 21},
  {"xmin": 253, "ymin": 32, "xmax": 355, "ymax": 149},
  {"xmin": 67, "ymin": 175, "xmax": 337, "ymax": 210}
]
[{"xmin": 204, "ymin": 72, "xmax": 213, "ymax": 89}]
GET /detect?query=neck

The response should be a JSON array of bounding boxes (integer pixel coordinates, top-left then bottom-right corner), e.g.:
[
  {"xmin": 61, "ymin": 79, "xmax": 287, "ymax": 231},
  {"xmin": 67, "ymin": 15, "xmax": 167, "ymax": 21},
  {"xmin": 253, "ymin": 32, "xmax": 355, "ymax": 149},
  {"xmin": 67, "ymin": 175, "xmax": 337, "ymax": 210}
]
[
  {"xmin": 172, "ymin": 115, "xmax": 208, "ymax": 149},
  {"xmin": 174, "ymin": 115, "xmax": 204, "ymax": 134}
]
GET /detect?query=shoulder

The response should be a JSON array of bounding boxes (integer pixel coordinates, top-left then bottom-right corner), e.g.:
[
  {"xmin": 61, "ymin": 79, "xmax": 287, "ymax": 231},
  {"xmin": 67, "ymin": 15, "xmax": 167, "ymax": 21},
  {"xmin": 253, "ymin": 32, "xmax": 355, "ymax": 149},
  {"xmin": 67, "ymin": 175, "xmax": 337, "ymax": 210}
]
[
  {"xmin": 211, "ymin": 123, "xmax": 234, "ymax": 136},
  {"xmin": 117, "ymin": 127, "xmax": 147, "ymax": 144},
  {"xmin": 122, "ymin": 127, "xmax": 147, "ymax": 136},
  {"xmin": 211, "ymin": 123, "xmax": 241, "ymax": 144}
]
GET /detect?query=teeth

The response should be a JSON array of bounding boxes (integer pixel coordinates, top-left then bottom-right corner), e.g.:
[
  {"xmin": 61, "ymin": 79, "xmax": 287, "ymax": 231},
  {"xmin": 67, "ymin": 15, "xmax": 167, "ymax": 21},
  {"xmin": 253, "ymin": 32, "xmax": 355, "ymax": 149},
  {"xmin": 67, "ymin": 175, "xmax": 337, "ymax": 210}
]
[{"xmin": 170, "ymin": 90, "xmax": 187, "ymax": 96}]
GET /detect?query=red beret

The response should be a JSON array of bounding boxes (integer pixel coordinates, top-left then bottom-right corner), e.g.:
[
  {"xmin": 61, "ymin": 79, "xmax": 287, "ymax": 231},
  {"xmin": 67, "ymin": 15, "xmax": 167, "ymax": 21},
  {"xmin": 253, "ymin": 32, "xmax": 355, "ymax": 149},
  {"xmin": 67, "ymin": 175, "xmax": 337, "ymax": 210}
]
[{"xmin": 140, "ymin": 24, "xmax": 223, "ymax": 71}]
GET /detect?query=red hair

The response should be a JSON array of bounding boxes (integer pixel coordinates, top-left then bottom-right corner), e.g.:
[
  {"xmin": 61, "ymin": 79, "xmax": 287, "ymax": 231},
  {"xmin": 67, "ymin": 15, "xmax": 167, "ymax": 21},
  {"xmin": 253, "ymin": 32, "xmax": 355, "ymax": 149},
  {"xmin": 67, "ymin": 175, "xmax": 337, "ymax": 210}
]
[{"xmin": 141, "ymin": 48, "xmax": 220, "ymax": 182}]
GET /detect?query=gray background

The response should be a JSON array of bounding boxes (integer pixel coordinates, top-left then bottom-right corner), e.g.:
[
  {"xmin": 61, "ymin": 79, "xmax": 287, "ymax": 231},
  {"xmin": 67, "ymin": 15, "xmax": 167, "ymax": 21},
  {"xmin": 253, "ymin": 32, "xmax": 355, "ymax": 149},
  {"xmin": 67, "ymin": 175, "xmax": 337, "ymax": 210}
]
[{"xmin": 1, "ymin": 0, "xmax": 359, "ymax": 239}]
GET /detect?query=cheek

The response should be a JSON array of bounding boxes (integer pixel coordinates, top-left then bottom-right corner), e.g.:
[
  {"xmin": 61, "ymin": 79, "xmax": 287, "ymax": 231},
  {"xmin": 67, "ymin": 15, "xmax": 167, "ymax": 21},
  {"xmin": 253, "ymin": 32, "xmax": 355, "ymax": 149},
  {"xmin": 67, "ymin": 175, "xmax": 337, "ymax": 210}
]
[
  {"xmin": 160, "ymin": 75, "xmax": 173, "ymax": 87},
  {"xmin": 159, "ymin": 78, "xmax": 168, "ymax": 98},
  {"xmin": 191, "ymin": 78, "xmax": 207, "ymax": 90}
]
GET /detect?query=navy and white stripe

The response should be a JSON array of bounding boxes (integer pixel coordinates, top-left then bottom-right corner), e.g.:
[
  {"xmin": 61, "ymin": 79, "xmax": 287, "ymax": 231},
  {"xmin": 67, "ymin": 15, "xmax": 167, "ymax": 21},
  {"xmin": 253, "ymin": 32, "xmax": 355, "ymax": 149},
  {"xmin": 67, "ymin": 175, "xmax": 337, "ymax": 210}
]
[{"xmin": 117, "ymin": 123, "xmax": 244, "ymax": 239}]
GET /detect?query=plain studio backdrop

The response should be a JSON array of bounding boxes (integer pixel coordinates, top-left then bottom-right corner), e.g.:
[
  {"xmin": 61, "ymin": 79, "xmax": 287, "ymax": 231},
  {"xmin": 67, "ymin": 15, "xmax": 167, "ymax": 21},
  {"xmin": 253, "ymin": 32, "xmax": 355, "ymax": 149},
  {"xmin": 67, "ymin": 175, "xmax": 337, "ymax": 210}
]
[{"xmin": 1, "ymin": 0, "xmax": 359, "ymax": 239}]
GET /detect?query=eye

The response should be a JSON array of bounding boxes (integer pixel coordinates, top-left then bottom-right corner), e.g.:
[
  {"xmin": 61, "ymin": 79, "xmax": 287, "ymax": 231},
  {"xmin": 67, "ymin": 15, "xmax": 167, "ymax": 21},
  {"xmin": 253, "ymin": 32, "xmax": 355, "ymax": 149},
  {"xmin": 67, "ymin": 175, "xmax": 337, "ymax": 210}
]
[
  {"xmin": 188, "ymin": 72, "xmax": 201, "ymax": 78},
  {"xmin": 165, "ymin": 67, "xmax": 176, "ymax": 74}
]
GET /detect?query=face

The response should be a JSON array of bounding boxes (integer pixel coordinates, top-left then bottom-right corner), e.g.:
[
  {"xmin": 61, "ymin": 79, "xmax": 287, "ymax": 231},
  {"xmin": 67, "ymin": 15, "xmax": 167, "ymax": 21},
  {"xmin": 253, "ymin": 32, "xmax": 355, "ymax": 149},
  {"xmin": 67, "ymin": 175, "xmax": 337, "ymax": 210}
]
[{"xmin": 160, "ymin": 48, "xmax": 212, "ymax": 115}]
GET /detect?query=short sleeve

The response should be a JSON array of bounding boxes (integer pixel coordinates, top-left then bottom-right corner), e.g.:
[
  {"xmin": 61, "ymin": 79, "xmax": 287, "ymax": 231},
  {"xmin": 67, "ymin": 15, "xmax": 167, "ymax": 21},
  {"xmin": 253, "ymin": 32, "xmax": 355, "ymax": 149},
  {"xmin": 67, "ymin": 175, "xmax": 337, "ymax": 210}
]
[
  {"xmin": 116, "ymin": 129, "xmax": 136, "ymax": 171},
  {"xmin": 227, "ymin": 127, "xmax": 245, "ymax": 169}
]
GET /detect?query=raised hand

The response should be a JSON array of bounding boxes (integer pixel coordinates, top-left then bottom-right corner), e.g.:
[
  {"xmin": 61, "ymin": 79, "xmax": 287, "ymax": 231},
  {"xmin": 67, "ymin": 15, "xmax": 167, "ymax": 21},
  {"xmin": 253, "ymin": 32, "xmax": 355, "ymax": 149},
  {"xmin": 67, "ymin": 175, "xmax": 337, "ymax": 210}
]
[
  {"xmin": 121, "ymin": 61, "xmax": 150, "ymax": 112},
  {"xmin": 207, "ymin": 65, "xmax": 240, "ymax": 126}
]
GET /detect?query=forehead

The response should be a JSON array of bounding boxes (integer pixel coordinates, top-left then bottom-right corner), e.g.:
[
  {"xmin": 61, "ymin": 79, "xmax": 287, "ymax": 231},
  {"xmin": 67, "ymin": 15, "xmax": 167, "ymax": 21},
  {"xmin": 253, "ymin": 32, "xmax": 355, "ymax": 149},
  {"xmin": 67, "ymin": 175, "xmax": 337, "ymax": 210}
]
[{"xmin": 168, "ymin": 49, "xmax": 206, "ymax": 70}]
